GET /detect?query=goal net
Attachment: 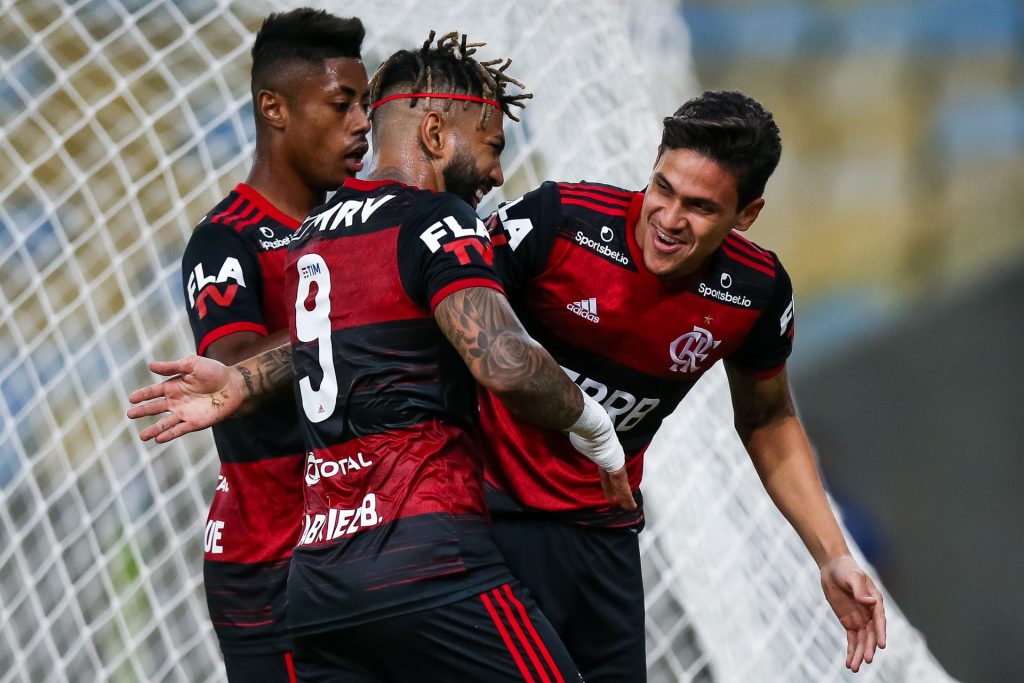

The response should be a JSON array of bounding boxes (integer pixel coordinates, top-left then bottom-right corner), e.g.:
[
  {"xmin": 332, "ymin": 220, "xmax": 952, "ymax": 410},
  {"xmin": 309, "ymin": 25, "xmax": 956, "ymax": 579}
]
[{"xmin": 0, "ymin": 1, "xmax": 953, "ymax": 681}]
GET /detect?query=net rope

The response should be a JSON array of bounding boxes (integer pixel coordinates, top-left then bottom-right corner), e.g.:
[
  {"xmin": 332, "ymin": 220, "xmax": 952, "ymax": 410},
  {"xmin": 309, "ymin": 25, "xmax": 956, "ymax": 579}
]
[{"xmin": 0, "ymin": 1, "xmax": 953, "ymax": 681}]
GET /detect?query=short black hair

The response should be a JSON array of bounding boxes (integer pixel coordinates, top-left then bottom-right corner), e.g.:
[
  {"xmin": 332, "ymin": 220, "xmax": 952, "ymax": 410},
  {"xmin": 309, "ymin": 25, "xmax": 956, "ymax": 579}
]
[
  {"xmin": 369, "ymin": 30, "xmax": 531, "ymax": 128},
  {"xmin": 662, "ymin": 91, "xmax": 782, "ymax": 208},
  {"xmin": 251, "ymin": 9, "xmax": 364, "ymax": 98}
]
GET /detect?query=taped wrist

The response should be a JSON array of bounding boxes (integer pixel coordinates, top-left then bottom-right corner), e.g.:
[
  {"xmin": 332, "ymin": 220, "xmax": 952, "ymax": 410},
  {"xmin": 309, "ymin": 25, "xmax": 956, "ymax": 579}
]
[{"xmin": 567, "ymin": 391, "xmax": 625, "ymax": 472}]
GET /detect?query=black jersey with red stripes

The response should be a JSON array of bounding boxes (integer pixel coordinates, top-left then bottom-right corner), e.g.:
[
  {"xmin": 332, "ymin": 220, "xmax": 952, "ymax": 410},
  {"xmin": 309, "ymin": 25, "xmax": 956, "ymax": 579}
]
[
  {"xmin": 181, "ymin": 183, "xmax": 306, "ymax": 653},
  {"xmin": 282, "ymin": 178, "xmax": 513, "ymax": 636},
  {"xmin": 482, "ymin": 180, "xmax": 796, "ymax": 528}
]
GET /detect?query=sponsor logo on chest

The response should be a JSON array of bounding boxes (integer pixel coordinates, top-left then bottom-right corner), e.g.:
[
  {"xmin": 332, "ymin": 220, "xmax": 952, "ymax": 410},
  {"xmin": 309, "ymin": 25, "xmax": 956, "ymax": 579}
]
[
  {"xmin": 567, "ymin": 297, "xmax": 600, "ymax": 323},
  {"xmin": 697, "ymin": 271, "xmax": 751, "ymax": 307},
  {"xmin": 574, "ymin": 229, "xmax": 629, "ymax": 265},
  {"xmin": 255, "ymin": 225, "xmax": 294, "ymax": 250}
]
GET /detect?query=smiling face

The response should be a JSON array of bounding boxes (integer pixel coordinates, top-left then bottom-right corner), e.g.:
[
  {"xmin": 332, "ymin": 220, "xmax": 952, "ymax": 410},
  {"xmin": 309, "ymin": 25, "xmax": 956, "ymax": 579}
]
[
  {"xmin": 283, "ymin": 57, "xmax": 371, "ymax": 191},
  {"xmin": 440, "ymin": 104, "xmax": 506, "ymax": 208},
  {"xmin": 635, "ymin": 147, "xmax": 765, "ymax": 280}
]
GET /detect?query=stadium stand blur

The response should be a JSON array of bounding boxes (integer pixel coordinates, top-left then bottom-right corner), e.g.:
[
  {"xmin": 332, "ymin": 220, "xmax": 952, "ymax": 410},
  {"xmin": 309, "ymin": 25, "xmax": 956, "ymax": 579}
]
[{"xmin": 682, "ymin": 1, "xmax": 1023, "ymax": 681}]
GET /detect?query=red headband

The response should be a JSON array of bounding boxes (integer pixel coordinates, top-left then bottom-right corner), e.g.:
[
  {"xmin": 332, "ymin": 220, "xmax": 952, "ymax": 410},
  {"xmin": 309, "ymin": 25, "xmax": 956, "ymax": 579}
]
[{"xmin": 370, "ymin": 92, "xmax": 502, "ymax": 112}]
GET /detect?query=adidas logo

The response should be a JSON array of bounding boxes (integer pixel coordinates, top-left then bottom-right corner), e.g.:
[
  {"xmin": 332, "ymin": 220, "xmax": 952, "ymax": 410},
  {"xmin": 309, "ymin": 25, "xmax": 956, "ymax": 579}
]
[{"xmin": 566, "ymin": 297, "xmax": 600, "ymax": 323}]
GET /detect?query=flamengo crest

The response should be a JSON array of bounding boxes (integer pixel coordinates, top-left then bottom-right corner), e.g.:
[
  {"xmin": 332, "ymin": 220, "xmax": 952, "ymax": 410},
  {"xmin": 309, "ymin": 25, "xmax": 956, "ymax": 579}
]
[{"xmin": 669, "ymin": 326, "xmax": 721, "ymax": 373}]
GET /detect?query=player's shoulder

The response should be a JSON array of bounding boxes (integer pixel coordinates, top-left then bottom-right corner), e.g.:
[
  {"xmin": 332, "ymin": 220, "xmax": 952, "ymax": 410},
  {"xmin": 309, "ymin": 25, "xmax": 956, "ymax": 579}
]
[
  {"xmin": 701, "ymin": 231, "xmax": 791, "ymax": 309},
  {"xmin": 554, "ymin": 180, "xmax": 639, "ymax": 220},
  {"xmin": 718, "ymin": 231, "xmax": 787, "ymax": 280}
]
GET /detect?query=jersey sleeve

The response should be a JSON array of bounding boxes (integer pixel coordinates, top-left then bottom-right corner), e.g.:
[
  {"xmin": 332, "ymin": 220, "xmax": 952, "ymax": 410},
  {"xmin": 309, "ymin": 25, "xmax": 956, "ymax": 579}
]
[
  {"xmin": 484, "ymin": 181, "xmax": 561, "ymax": 291},
  {"xmin": 181, "ymin": 224, "xmax": 266, "ymax": 355},
  {"xmin": 397, "ymin": 194, "xmax": 505, "ymax": 312},
  {"xmin": 726, "ymin": 257, "xmax": 796, "ymax": 378}
]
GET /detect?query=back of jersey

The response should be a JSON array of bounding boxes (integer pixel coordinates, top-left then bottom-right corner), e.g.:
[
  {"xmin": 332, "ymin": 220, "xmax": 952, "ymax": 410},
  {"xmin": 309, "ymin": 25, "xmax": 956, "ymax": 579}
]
[{"xmin": 282, "ymin": 178, "xmax": 512, "ymax": 636}]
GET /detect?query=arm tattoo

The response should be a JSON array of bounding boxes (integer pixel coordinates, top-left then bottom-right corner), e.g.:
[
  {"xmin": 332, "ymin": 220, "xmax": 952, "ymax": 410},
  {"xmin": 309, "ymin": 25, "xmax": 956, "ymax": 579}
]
[
  {"xmin": 238, "ymin": 366, "xmax": 256, "ymax": 398},
  {"xmin": 435, "ymin": 287, "xmax": 583, "ymax": 430},
  {"xmin": 252, "ymin": 345, "xmax": 294, "ymax": 396},
  {"xmin": 236, "ymin": 344, "xmax": 294, "ymax": 401},
  {"xmin": 726, "ymin": 364, "xmax": 796, "ymax": 440}
]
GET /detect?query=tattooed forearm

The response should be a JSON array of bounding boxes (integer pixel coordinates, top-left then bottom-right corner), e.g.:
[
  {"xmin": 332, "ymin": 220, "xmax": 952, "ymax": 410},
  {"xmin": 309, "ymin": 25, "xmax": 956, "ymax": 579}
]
[
  {"xmin": 235, "ymin": 343, "xmax": 294, "ymax": 403},
  {"xmin": 253, "ymin": 344, "xmax": 294, "ymax": 395},
  {"xmin": 238, "ymin": 366, "xmax": 256, "ymax": 398},
  {"xmin": 435, "ymin": 287, "xmax": 583, "ymax": 430},
  {"xmin": 725, "ymin": 364, "xmax": 796, "ymax": 440}
]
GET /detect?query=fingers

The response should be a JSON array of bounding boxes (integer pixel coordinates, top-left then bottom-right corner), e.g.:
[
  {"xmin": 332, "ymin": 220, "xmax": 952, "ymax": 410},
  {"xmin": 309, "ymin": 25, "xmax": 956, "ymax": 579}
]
[
  {"xmin": 864, "ymin": 624, "xmax": 877, "ymax": 665},
  {"xmin": 600, "ymin": 467, "xmax": 636, "ymax": 511},
  {"xmin": 149, "ymin": 357, "xmax": 195, "ymax": 377},
  {"xmin": 850, "ymin": 627, "xmax": 866, "ymax": 672},
  {"xmin": 873, "ymin": 591, "xmax": 887, "ymax": 649},
  {"xmin": 127, "ymin": 397, "xmax": 168, "ymax": 419},
  {"xmin": 845, "ymin": 629, "xmax": 855, "ymax": 670},
  {"xmin": 139, "ymin": 413, "xmax": 182, "ymax": 442},
  {"xmin": 128, "ymin": 381, "xmax": 171, "ymax": 405},
  {"xmin": 155, "ymin": 420, "xmax": 197, "ymax": 444}
]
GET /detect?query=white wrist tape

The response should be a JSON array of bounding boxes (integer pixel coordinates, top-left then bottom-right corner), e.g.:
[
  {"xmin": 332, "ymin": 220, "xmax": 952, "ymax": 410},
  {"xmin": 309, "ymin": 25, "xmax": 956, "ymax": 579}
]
[{"xmin": 567, "ymin": 391, "xmax": 626, "ymax": 472}]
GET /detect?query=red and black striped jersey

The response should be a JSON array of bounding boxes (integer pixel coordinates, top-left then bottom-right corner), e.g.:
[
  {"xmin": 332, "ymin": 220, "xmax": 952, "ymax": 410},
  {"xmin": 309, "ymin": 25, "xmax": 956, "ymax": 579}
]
[
  {"xmin": 181, "ymin": 183, "xmax": 306, "ymax": 653},
  {"xmin": 482, "ymin": 180, "xmax": 796, "ymax": 528},
  {"xmin": 282, "ymin": 178, "xmax": 512, "ymax": 636}
]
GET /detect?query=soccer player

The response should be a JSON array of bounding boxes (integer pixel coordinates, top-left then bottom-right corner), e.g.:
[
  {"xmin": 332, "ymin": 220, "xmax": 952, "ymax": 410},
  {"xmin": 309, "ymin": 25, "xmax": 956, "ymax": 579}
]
[
  {"xmin": 481, "ymin": 90, "xmax": 887, "ymax": 681},
  {"xmin": 178, "ymin": 9, "xmax": 370, "ymax": 681},
  {"xmin": 132, "ymin": 32, "xmax": 632, "ymax": 681}
]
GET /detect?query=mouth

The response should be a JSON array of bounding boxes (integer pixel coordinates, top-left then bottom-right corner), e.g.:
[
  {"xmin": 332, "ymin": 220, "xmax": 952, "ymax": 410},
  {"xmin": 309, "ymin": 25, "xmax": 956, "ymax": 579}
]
[
  {"xmin": 344, "ymin": 140, "xmax": 369, "ymax": 173},
  {"xmin": 651, "ymin": 223, "xmax": 686, "ymax": 253},
  {"xmin": 471, "ymin": 185, "xmax": 490, "ymax": 208}
]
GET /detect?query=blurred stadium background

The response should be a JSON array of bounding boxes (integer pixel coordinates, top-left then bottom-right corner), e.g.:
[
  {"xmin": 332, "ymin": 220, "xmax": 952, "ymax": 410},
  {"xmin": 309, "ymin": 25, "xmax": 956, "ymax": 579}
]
[
  {"xmin": 1, "ymin": 0, "xmax": 1020, "ymax": 681},
  {"xmin": 680, "ymin": 2, "xmax": 1023, "ymax": 681}
]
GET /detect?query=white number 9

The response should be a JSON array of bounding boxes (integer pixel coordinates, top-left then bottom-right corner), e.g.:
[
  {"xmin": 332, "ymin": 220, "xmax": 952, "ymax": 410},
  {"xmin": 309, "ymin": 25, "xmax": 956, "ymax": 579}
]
[{"xmin": 294, "ymin": 254, "xmax": 337, "ymax": 423}]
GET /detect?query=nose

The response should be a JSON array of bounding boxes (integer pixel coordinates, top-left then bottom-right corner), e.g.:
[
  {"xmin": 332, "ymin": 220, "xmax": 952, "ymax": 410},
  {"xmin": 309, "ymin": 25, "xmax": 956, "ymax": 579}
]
[
  {"xmin": 659, "ymin": 202, "xmax": 687, "ymax": 230},
  {"xmin": 488, "ymin": 161, "xmax": 504, "ymax": 189},
  {"xmin": 353, "ymin": 104, "xmax": 371, "ymax": 136}
]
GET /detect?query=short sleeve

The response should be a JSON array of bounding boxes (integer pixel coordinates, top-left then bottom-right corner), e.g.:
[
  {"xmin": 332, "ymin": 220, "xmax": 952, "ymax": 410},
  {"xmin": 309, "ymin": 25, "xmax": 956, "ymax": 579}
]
[
  {"xmin": 485, "ymin": 181, "xmax": 561, "ymax": 292},
  {"xmin": 726, "ymin": 258, "xmax": 796, "ymax": 378},
  {"xmin": 397, "ymin": 194, "xmax": 505, "ymax": 312},
  {"xmin": 181, "ymin": 224, "xmax": 267, "ymax": 355}
]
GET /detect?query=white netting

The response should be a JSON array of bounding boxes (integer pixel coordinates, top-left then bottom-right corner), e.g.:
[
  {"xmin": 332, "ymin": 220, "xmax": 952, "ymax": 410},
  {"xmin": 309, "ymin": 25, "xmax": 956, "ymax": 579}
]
[{"xmin": 0, "ymin": 1, "xmax": 953, "ymax": 681}]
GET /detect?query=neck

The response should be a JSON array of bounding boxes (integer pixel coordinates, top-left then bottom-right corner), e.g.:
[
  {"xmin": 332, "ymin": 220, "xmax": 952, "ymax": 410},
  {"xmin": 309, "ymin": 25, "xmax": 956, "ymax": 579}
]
[
  {"xmin": 367, "ymin": 141, "xmax": 443, "ymax": 192},
  {"xmin": 245, "ymin": 145, "xmax": 328, "ymax": 221}
]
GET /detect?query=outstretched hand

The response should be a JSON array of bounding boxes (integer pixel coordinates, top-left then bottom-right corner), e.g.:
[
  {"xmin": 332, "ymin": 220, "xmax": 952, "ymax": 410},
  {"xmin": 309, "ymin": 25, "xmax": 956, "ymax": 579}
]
[
  {"xmin": 127, "ymin": 355, "xmax": 245, "ymax": 443},
  {"xmin": 821, "ymin": 555, "xmax": 887, "ymax": 672}
]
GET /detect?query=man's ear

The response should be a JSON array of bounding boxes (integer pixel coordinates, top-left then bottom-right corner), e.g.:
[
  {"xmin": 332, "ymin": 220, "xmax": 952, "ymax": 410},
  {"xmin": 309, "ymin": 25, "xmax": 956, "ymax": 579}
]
[
  {"xmin": 734, "ymin": 197, "xmax": 765, "ymax": 232},
  {"xmin": 418, "ymin": 110, "xmax": 448, "ymax": 160},
  {"xmin": 256, "ymin": 89, "xmax": 287, "ymax": 131}
]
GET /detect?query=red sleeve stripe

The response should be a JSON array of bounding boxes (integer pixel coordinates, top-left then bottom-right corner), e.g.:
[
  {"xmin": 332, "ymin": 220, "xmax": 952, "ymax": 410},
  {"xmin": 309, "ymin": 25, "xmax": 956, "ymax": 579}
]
[
  {"xmin": 560, "ymin": 197, "xmax": 629, "ymax": 217},
  {"xmin": 720, "ymin": 243, "xmax": 776, "ymax": 277},
  {"xmin": 197, "ymin": 321, "xmax": 268, "ymax": 355},
  {"xmin": 210, "ymin": 195, "xmax": 245, "ymax": 224},
  {"xmin": 559, "ymin": 182, "xmax": 636, "ymax": 199},
  {"xmin": 558, "ymin": 187, "xmax": 631, "ymax": 208},
  {"xmin": 235, "ymin": 183, "xmax": 302, "ymax": 228},
  {"xmin": 725, "ymin": 233, "xmax": 774, "ymax": 265},
  {"xmin": 233, "ymin": 209, "xmax": 266, "ymax": 232},
  {"xmin": 223, "ymin": 203, "xmax": 258, "ymax": 227},
  {"xmin": 429, "ymin": 278, "xmax": 505, "ymax": 312}
]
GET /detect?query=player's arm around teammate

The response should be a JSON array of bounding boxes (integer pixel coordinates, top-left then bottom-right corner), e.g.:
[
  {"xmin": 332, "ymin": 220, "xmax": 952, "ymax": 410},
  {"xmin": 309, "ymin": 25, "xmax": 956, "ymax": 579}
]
[{"xmin": 725, "ymin": 364, "xmax": 886, "ymax": 672}]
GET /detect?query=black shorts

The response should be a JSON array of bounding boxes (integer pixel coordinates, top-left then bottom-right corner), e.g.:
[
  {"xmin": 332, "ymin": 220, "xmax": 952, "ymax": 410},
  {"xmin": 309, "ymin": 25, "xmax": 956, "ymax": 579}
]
[
  {"xmin": 222, "ymin": 650, "xmax": 297, "ymax": 683},
  {"xmin": 292, "ymin": 581, "xmax": 583, "ymax": 682},
  {"xmin": 491, "ymin": 516, "xmax": 647, "ymax": 683}
]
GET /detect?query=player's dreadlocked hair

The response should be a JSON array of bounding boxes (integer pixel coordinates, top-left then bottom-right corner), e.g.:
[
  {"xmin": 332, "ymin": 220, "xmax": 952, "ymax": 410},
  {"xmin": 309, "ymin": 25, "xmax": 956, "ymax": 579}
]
[
  {"xmin": 369, "ymin": 30, "xmax": 532, "ymax": 128},
  {"xmin": 662, "ymin": 91, "xmax": 782, "ymax": 208},
  {"xmin": 251, "ymin": 9, "xmax": 364, "ymax": 99}
]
